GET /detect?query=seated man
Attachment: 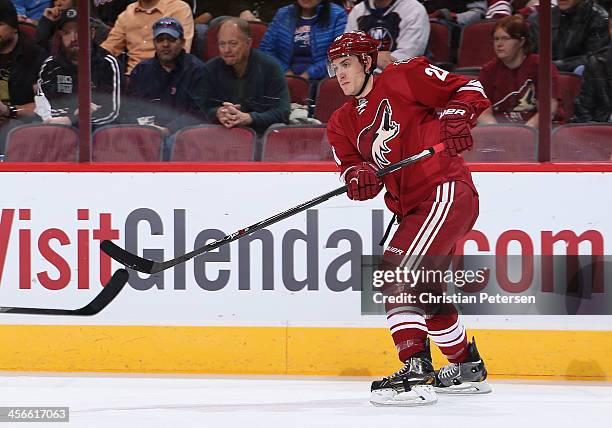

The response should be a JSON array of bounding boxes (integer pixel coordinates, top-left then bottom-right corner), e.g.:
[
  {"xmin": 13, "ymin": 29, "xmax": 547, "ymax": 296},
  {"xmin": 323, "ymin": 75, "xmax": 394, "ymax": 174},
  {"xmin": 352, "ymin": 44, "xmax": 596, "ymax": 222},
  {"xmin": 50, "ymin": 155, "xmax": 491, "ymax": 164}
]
[
  {"xmin": 572, "ymin": 17, "xmax": 612, "ymax": 122},
  {"xmin": 126, "ymin": 17, "xmax": 206, "ymax": 135},
  {"xmin": 35, "ymin": 0, "xmax": 76, "ymax": 51},
  {"xmin": 529, "ymin": 0, "xmax": 609, "ymax": 73},
  {"xmin": 0, "ymin": 0, "xmax": 47, "ymax": 153},
  {"xmin": 37, "ymin": 8, "xmax": 121, "ymax": 127},
  {"xmin": 201, "ymin": 18, "xmax": 290, "ymax": 134},
  {"xmin": 477, "ymin": 15, "xmax": 561, "ymax": 127},
  {"xmin": 101, "ymin": 0, "xmax": 194, "ymax": 75},
  {"xmin": 345, "ymin": 0, "xmax": 430, "ymax": 69}
]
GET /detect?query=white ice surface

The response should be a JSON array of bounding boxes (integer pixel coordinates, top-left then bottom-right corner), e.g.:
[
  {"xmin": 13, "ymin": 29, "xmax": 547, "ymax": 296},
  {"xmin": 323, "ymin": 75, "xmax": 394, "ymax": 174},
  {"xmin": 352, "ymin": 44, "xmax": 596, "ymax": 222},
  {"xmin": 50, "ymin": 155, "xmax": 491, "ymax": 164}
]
[{"xmin": 1, "ymin": 374, "xmax": 610, "ymax": 428}]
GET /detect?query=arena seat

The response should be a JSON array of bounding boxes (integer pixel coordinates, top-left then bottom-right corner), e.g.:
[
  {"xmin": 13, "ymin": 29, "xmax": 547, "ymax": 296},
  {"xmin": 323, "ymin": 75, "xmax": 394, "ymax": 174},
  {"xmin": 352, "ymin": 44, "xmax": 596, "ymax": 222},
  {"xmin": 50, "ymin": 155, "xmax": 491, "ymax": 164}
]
[
  {"xmin": 92, "ymin": 125, "xmax": 164, "ymax": 161},
  {"xmin": 4, "ymin": 124, "xmax": 79, "ymax": 162},
  {"xmin": 248, "ymin": 21, "xmax": 268, "ymax": 48},
  {"xmin": 313, "ymin": 77, "xmax": 351, "ymax": 123},
  {"xmin": 557, "ymin": 71, "xmax": 582, "ymax": 122},
  {"xmin": 18, "ymin": 23, "xmax": 37, "ymax": 40},
  {"xmin": 285, "ymin": 75, "xmax": 311, "ymax": 105},
  {"xmin": 456, "ymin": 20, "xmax": 496, "ymax": 69},
  {"xmin": 462, "ymin": 124, "xmax": 538, "ymax": 162},
  {"xmin": 171, "ymin": 125, "xmax": 257, "ymax": 161},
  {"xmin": 203, "ymin": 21, "xmax": 268, "ymax": 61},
  {"xmin": 261, "ymin": 125, "xmax": 333, "ymax": 161},
  {"xmin": 428, "ymin": 20, "xmax": 451, "ymax": 63},
  {"xmin": 552, "ymin": 124, "xmax": 612, "ymax": 161}
]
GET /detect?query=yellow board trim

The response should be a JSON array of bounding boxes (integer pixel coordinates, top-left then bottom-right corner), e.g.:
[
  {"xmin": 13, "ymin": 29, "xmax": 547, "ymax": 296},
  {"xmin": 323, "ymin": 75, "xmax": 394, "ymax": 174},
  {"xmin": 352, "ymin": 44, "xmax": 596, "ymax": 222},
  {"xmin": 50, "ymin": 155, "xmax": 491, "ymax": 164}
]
[{"xmin": 0, "ymin": 326, "xmax": 610, "ymax": 380}]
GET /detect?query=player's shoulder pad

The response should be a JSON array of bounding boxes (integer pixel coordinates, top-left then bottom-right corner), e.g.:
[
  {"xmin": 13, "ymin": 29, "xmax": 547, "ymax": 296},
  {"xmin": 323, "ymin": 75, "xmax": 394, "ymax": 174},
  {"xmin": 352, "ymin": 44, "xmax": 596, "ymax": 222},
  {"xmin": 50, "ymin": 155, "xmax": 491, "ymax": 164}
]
[{"xmin": 386, "ymin": 56, "xmax": 430, "ymax": 73}]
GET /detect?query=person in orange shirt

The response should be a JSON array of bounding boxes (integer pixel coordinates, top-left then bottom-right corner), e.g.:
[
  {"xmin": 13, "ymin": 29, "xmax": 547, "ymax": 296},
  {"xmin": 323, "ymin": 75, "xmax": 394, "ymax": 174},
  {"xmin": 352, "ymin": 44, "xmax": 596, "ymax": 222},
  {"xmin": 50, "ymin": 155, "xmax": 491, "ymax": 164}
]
[{"xmin": 101, "ymin": 0, "xmax": 194, "ymax": 74}]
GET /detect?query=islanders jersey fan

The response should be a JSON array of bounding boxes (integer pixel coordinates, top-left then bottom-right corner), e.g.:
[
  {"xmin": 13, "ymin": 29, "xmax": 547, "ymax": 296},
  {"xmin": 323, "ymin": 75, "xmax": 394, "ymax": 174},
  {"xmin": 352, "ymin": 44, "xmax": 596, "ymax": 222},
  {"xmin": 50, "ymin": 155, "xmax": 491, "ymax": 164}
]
[{"xmin": 326, "ymin": 31, "xmax": 492, "ymax": 406}]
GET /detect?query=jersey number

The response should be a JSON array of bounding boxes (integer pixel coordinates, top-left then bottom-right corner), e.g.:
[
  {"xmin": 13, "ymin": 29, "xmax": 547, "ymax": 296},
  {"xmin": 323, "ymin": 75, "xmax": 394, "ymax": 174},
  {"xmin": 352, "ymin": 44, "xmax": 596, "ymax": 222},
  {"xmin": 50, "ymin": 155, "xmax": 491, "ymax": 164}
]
[{"xmin": 424, "ymin": 64, "xmax": 449, "ymax": 81}]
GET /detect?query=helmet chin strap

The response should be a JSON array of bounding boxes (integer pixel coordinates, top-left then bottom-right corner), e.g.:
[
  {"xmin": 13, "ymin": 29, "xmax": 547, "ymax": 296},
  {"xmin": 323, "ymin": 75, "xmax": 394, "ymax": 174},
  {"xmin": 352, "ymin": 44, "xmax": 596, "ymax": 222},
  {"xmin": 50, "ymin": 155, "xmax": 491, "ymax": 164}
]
[
  {"xmin": 354, "ymin": 73, "xmax": 371, "ymax": 98},
  {"xmin": 354, "ymin": 62, "xmax": 373, "ymax": 98}
]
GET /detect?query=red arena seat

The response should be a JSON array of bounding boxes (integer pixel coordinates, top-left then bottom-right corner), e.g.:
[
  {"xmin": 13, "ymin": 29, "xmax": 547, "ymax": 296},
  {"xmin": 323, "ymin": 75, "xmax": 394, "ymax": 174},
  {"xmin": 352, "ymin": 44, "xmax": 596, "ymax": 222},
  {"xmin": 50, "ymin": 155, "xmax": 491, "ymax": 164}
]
[
  {"xmin": 557, "ymin": 72, "xmax": 582, "ymax": 122},
  {"xmin": 285, "ymin": 75, "xmax": 311, "ymax": 105},
  {"xmin": 4, "ymin": 124, "xmax": 78, "ymax": 162},
  {"xmin": 261, "ymin": 125, "xmax": 333, "ymax": 161},
  {"xmin": 92, "ymin": 125, "xmax": 165, "ymax": 162},
  {"xmin": 248, "ymin": 21, "xmax": 268, "ymax": 49},
  {"xmin": 428, "ymin": 21, "xmax": 451, "ymax": 63},
  {"xmin": 313, "ymin": 77, "xmax": 351, "ymax": 123},
  {"xmin": 462, "ymin": 124, "xmax": 538, "ymax": 162},
  {"xmin": 457, "ymin": 20, "xmax": 497, "ymax": 69},
  {"xmin": 552, "ymin": 124, "xmax": 612, "ymax": 161},
  {"xmin": 18, "ymin": 23, "xmax": 37, "ymax": 40},
  {"xmin": 171, "ymin": 125, "xmax": 257, "ymax": 161}
]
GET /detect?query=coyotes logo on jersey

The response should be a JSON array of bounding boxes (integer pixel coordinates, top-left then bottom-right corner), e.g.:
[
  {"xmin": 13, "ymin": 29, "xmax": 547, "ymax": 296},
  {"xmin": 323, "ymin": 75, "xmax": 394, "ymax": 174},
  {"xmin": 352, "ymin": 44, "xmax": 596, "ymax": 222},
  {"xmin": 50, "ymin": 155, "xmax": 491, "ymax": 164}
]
[
  {"xmin": 493, "ymin": 79, "xmax": 537, "ymax": 122},
  {"xmin": 357, "ymin": 99, "xmax": 400, "ymax": 168}
]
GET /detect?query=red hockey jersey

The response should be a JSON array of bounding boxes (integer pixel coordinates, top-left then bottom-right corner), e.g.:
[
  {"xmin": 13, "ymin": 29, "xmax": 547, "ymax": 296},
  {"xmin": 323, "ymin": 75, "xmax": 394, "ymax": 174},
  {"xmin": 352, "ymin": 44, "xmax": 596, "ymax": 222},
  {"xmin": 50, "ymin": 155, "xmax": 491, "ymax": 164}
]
[{"xmin": 327, "ymin": 57, "xmax": 490, "ymax": 216}]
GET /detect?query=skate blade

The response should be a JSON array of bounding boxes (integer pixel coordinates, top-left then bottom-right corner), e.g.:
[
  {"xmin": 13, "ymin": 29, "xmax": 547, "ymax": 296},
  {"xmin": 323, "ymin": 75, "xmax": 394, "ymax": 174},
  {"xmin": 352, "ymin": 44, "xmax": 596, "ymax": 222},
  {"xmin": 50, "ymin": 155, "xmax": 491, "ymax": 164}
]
[
  {"xmin": 434, "ymin": 380, "xmax": 492, "ymax": 395},
  {"xmin": 370, "ymin": 385, "xmax": 438, "ymax": 407}
]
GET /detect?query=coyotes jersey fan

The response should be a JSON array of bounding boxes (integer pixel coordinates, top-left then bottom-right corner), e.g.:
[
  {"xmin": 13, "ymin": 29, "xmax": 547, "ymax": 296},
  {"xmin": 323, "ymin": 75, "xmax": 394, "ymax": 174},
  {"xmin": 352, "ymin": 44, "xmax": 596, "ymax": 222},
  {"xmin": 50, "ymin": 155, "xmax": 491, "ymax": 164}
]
[
  {"xmin": 328, "ymin": 57, "xmax": 489, "ymax": 216},
  {"xmin": 479, "ymin": 53, "xmax": 561, "ymax": 123},
  {"xmin": 326, "ymin": 31, "xmax": 492, "ymax": 407}
]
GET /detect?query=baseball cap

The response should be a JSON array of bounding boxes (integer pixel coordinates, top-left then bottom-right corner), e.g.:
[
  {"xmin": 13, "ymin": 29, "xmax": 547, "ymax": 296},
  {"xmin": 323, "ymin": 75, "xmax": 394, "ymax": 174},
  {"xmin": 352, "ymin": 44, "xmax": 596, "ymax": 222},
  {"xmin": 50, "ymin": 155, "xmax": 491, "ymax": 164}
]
[
  {"xmin": 0, "ymin": 0, "xmax": 18, "ymax": 30},
  {"xmin": 57, "ymin": 8, "xmax": 78, "ymax": 30},
  {"xmin": 153, "ymin": 17, "xmax": 184, "ymax": 39}
]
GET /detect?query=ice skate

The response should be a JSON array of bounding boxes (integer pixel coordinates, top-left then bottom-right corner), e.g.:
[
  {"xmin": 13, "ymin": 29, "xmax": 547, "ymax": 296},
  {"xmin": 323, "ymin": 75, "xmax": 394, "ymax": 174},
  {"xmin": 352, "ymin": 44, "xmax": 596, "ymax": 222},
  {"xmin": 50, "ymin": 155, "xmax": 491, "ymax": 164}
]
[
  {"xmin": 433, "ymin": 337, "xmax": 492, "ymax": 394},
  {"xmin": 370, "ymin": 347, "xmax": 437, "ymax": 406}
]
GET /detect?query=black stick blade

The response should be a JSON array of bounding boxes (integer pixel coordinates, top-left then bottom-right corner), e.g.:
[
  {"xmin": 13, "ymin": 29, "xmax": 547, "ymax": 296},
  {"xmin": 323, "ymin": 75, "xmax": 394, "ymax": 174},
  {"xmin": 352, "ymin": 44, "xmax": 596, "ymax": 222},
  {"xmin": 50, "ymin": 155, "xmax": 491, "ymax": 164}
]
[
  {"xmin": 0, "ymin": 269, "xmax": 129, "ymax": 316},
  {"xmin": 101, "ymin": 240, "xmax": 155, "ymax": 273}
]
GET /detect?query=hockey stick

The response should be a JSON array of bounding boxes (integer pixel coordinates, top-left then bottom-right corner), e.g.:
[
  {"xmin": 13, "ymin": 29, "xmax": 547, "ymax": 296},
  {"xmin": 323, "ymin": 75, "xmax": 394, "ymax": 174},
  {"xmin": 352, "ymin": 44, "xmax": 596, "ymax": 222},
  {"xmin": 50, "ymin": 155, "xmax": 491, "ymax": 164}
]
[
  {"xmin": 0, "ymin": 269, "xmax": 129, "ymax": 316},
  {"xmin": 101, "ymin": 143, "xmax": 445, "ymax": 274}
]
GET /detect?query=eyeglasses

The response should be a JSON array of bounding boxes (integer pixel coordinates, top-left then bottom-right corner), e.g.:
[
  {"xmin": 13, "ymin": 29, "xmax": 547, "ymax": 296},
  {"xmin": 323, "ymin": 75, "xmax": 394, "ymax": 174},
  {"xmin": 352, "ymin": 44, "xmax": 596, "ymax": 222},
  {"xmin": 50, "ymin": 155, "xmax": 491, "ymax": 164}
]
[{"xmin": 493, "ymin": 36, "xmax": 518, "ymax": 43}]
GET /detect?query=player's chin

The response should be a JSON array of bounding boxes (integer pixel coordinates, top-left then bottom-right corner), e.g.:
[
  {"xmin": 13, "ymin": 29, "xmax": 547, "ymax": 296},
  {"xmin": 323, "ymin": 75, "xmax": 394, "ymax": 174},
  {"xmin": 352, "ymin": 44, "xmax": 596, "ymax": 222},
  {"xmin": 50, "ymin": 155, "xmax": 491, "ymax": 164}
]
[{"xmin": 339, "ymin": 84, "xmax": 354, "ymax": 97}]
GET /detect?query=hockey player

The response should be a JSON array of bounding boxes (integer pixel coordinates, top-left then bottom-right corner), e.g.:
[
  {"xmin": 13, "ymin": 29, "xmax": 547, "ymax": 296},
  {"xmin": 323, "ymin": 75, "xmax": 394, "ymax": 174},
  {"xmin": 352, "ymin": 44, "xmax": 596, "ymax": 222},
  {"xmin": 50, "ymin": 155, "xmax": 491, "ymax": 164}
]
[{"xmin": 326, "ymin": 31, "xmax": 491, "ymax": 406}]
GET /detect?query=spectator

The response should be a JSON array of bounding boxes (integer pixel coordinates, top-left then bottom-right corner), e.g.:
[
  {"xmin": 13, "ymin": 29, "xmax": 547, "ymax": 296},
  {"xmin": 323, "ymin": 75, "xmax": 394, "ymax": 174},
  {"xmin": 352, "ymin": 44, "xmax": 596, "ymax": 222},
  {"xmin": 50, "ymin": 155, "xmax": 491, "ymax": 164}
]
[
  {"xmin": 485, "ymin": 0, "xmax": 533, "ymax": 19},
  {"xmin": 477, "ymin": 15, "xmax": 560, "ymax": 128},
  {"xmin": 34, "ymin": 0, "xmax": 75, "ymax": 51},
  {"xmin": 126, "ymin": 17, "xmax": 206, "ymax": 135},
  {"xmin": 259, "ymin": 0, "xmax": 347, "ymax": 81},
  {"xmin": 345, "ymin": 0, "xmax": 430, "ymax": 70},
  {"xmin": 529, "ymin": 0, "xmax": 609, "ymax": 73},
  {"xmin": 0, "ymin": 0, "xmax": 47, "ymax": 154},
  {"xmin": 195, "ymin": 2, "xmax": 261, "ymax": 25},
  {"xmin": 13, "ymin": 0, "xmax": 52, "ymax": 24},
  {"xmin": 92, "ymin": 0, "xmax": 131, "ymax": 27},
  {"xmin": 201, "ymin": 18, "xmax": 290, "ymax": 134},
  {"xmin": 424, "ymin": 0, "xmax": 487, "ymax": 27},
  {"xmin": 572, "ymin": 16, "xmax": 612, "ymax": 122},
  {"xmin": 37, "ymin": 8, "xmax": 121, "ymax": 127},
  {"xmin": 101, "ymin": 0, "xmax": 194, "ymax": 74}
]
